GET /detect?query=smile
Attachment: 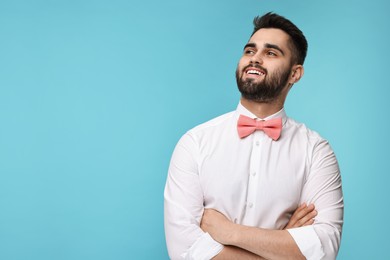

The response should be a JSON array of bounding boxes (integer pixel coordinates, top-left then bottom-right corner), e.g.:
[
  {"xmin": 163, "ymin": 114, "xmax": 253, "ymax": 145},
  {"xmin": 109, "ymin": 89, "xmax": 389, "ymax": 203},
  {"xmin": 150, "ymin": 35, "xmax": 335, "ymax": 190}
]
[
  {"xmin": 244, "ymin": 66, "xmax": 267, "ymax": 77},
  {"xmin": 246, "ymin": 69, "xmax": 265, "ymax": 76}
]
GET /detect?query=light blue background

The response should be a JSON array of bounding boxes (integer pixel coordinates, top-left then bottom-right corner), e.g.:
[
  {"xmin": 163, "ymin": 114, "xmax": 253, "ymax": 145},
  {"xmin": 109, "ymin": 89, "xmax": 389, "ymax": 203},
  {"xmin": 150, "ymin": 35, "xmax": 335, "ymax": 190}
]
[{"xmin": 0, "ymin": 0, "xmax": 389, "ymax": 259}]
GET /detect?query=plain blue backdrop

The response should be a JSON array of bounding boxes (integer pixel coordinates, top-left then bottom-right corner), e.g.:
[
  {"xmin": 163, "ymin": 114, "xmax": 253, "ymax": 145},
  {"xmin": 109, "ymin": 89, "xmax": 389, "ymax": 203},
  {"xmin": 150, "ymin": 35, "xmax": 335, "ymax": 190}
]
[{"xmin": 0, "ymin": 0, "xmax": 389, "ymax": 259}]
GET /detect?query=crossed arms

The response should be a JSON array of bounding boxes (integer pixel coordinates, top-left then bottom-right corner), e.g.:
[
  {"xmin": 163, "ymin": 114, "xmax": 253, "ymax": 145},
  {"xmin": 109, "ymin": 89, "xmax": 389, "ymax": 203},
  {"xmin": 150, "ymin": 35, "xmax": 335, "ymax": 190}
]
[
  {"xmin": 164, "ymin": 133, "xmax": 344, "ymax": 259},
  {"xmin": 201, "ymin": 204, "xmax": 317, "ymax": 259}
]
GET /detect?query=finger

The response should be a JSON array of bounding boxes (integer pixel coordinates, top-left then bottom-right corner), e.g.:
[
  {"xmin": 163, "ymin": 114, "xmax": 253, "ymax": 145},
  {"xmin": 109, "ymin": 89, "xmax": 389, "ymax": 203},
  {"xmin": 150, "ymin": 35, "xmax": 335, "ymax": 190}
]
[
  {"xmin": 293, "ymin": 204, "xmax": 315, "ymax": 220},
  {"xmin": 286, "ymin": 204, "xmax": 316, "ymax": 229},
  {"xmin": 296, "ymin": 209, "xmax": 317, "ymax": 225},
  {"xmin": 288, "ymin": 203, "xmax": 307, "ymax": 224},
  {"xmin": 290, "ymin": 204, "xmax": 314, "ymax": 224},
  {"xmin": 302, "ymin": 218, "xmax": 315, "ymax": 226},
  {"xmin": 285, "ymin": 208, "xmax": 301, "ymax": 228},
  {"xmin": 295, "ymin": 210, "xmax": 317, "ymax": 226}
]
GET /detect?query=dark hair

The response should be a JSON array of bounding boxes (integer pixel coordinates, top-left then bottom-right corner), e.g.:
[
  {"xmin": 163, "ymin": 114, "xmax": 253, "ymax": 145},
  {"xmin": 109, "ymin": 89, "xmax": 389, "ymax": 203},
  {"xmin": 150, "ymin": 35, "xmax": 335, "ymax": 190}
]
[{"xmin": 252, "ymin": 12, "xmax": 308, "ymax": 65}]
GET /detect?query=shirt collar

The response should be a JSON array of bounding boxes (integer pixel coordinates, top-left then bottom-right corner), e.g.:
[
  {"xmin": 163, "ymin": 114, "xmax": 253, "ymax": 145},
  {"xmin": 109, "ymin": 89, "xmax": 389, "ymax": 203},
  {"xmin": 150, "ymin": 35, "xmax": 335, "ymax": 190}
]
[{"xmin": 236, "ymin": 102, "xmax": 288, "ymax": 125}]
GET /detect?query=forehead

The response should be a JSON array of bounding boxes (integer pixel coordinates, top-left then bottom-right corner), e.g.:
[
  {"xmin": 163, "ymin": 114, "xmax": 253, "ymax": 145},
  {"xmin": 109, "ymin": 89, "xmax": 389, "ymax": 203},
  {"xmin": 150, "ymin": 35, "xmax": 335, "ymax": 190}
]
[{"xmin": 248, "ymin": 28, "xmax": 291, "ymax": 53}]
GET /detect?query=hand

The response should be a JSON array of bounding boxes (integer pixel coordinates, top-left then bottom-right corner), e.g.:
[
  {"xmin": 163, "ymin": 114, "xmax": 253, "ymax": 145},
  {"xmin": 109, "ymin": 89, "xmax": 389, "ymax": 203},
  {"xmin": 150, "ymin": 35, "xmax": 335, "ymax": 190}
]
[
  {"xmin": 284, "ymin": 203, "xmax": 317, "ymax": 229},
  {"xmin": 200, "ymin": 208, "xmax": 235, "ymax": 245}
]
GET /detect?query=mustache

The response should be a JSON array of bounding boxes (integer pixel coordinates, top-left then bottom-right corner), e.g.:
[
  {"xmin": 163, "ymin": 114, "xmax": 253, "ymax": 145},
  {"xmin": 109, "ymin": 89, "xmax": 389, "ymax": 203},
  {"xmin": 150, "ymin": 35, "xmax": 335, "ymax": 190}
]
[{"xmin": 243, "ymin": 64, "xmax": 268, "ymax": 74}]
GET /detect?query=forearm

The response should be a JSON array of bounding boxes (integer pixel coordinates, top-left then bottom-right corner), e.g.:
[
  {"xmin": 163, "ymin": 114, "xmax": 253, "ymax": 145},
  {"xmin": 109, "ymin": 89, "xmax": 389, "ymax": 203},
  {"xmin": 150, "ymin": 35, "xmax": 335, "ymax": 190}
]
[
  {"xmin": 227, "ymin": 224, "xmax": 305, "ymax": 260},
  {"xmin": 201, "ymin": 208, "xmax": 309, "ymax": 260},
  {"xmin": 213, "ymin": 245, "xmax": 265, "ymax": 260}
]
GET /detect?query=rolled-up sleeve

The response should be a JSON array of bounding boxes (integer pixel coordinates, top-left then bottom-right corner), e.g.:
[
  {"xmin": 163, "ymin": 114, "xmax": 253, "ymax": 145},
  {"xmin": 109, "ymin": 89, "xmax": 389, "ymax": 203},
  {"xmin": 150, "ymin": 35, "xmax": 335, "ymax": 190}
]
[
  {"xmin": 287, "ymin": 139, "xmax": 344, "ymax": 260},
  {"xmin": 164, "ymin": 133, "xmax": 223, "ymax": 259}
]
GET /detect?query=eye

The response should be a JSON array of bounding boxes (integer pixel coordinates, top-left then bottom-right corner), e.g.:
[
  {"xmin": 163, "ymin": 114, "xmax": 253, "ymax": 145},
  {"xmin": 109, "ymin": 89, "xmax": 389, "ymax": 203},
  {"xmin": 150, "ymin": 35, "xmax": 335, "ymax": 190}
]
[
  {"xmin": 244, "ymin": 49, "xmax": 255, "ymax": 55},
  {"xmin": 267, "ymin": 51, "xmax": 277, "ymax": 57}
]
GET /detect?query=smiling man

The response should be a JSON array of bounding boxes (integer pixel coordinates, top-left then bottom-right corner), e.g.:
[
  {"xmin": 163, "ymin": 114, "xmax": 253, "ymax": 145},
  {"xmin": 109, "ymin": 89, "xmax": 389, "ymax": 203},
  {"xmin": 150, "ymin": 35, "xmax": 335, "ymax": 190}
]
[{"xmin": 164, "ymin": 13, "xmax": 343, "ymax": 260}]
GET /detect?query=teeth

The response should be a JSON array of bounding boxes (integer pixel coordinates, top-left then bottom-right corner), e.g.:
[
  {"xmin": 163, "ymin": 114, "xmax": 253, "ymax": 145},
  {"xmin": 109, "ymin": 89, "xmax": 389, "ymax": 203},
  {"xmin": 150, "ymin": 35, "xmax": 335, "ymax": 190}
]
[{"xmin": 247, "ymin": 69, "xmax": 264, "ymax": 76}]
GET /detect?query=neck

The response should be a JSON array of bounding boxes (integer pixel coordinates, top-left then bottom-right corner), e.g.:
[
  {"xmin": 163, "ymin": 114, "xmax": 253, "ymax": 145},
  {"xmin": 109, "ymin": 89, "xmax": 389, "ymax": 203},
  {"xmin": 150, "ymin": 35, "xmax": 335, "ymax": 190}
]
[{"xmin": 240, "ymin": 97, "xmax": 284, "ymax": 119}]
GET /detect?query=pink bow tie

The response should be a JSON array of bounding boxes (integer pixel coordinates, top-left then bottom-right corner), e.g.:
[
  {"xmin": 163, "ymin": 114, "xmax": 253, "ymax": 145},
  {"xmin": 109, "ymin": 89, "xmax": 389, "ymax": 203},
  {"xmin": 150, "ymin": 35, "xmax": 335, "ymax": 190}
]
[{"xmin": 237, "ymin": 114, "xmax": 282, "ymax": 140}]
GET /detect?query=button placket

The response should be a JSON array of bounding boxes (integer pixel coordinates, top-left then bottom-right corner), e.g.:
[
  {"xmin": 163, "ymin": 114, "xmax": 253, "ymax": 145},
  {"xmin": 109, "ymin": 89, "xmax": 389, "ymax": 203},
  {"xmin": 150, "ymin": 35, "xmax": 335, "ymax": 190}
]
[{"xmin": 244, "ymin": 131, "xmax": 262, "ymax": 218}]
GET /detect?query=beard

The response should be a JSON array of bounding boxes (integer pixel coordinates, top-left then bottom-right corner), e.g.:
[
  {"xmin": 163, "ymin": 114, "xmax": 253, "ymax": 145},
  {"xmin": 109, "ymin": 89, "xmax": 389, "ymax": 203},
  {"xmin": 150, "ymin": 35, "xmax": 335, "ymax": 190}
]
[{"xmin": 236, "ymin": 64, "xmax": 291, "ymax": 103}]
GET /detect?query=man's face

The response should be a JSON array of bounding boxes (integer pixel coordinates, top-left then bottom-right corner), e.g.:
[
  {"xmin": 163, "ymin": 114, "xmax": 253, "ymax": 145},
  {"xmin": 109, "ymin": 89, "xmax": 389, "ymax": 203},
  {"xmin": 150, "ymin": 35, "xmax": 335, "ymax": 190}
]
[{"xmin": 236, "ymin": 28, "xmax": 295, "ymax": 103}]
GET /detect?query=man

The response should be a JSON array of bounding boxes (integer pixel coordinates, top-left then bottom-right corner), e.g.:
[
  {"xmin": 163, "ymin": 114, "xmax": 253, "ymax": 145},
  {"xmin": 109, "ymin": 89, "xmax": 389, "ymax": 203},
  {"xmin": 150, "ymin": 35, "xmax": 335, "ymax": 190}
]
[{"xmin": 164, "ymin": 12, "xmax": 343, "ymax": 260}]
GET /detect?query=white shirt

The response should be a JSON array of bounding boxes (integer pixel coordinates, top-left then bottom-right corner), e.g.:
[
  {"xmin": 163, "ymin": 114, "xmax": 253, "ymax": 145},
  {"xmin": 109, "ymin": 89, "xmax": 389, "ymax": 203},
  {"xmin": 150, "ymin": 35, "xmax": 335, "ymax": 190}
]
[{"xmin": 164, "ymin": 103, "xmax": 343, "ymax": 260}]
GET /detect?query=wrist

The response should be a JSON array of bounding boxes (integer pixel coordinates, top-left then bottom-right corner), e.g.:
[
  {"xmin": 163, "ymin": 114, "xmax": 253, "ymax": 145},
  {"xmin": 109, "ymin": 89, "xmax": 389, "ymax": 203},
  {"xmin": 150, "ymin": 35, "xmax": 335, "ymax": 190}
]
[{"xmin": 226, "ymin": 222, "xmax": 241, "ymax": 246}]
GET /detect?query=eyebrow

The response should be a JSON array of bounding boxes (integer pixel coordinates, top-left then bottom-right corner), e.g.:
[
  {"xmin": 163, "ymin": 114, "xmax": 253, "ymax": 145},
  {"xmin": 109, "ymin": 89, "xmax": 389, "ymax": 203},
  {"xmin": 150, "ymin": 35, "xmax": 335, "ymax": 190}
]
[
  {"xmin": 243, "ymin": 42, "xmax": 285, "ymax": 56},
  {"xmin": 243, "ymin": 42, "xmax": 257, "ymax": 50},
  {"xmin": 264, "ymin": 43, "xmax": 285, "ymax": 55}
]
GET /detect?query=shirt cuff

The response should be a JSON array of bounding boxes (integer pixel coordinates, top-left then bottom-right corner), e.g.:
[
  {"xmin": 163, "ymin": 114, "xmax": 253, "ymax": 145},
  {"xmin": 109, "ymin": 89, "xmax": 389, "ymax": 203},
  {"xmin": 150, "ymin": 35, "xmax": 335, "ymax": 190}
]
[
  {"xmin": 181, "ymin": 232, "xmax": 223, "ymax": 260},
  {"xmin": 287, "ymin": 226, "xmax": 325, "ymax": 260}
]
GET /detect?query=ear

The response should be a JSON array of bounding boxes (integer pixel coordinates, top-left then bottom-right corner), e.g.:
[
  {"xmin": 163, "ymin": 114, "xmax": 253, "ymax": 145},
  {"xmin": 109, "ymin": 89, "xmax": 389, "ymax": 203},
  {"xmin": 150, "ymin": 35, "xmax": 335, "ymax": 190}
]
[{"xmin": 289, "ymin": 65, "xmax": 304, "ymax": 84}]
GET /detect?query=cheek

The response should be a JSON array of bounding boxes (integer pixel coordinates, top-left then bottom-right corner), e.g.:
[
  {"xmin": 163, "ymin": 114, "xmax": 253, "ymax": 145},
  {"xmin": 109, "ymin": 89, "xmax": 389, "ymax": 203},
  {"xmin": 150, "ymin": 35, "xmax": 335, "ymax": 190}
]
[{"xmin": 237, "ymin": 57, "xmax": 247, "ymax": 72}]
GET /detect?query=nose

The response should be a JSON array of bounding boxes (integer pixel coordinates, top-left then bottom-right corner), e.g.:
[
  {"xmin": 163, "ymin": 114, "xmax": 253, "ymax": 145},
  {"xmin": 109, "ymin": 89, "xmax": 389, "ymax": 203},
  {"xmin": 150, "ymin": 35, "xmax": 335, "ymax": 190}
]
[{"xmin": 250, "ymin": 52, "xmax": 263, "ymax": 65}]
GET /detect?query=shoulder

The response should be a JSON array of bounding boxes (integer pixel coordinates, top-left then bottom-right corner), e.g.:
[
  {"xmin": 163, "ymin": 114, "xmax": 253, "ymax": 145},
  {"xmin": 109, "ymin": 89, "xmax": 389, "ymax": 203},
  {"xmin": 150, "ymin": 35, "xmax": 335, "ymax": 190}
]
[
  {"xmin": 176, "ymin": 110, "xmax": 236, "ymax": 147},
  {"xmin": 286, "ymin": 117, "xmax": 337, "ymax": 166},
  {"xmin": 285, "ymin": 117, "xmax": 326, "ymax": 144},
  {"xmin": 187, "ymin": 110, "xmax": 236, "ymax": 136}
]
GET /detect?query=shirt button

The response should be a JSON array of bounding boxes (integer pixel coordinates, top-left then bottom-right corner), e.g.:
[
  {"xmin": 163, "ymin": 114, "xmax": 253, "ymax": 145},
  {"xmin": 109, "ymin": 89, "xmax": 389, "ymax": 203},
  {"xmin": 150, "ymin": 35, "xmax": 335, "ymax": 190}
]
[
  {"xmin": 251, "ymin": 172, "xmax": 256, "ymax": 176},
  {"xmin": 248, "ymin": 202, "xmax": 253, "ymax": 208},
  {"xmin": 255, "ymin": 141, "xmax": 260, "ymax": 146}
]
